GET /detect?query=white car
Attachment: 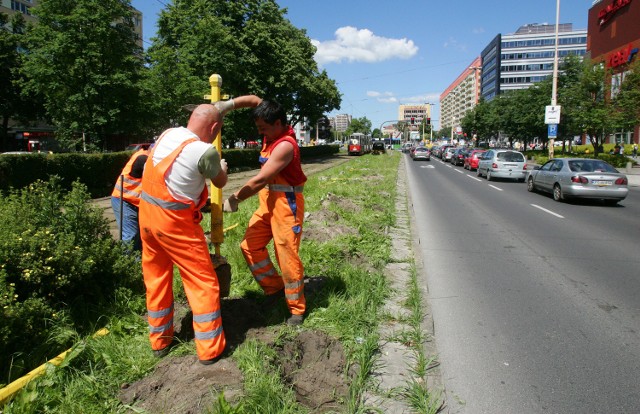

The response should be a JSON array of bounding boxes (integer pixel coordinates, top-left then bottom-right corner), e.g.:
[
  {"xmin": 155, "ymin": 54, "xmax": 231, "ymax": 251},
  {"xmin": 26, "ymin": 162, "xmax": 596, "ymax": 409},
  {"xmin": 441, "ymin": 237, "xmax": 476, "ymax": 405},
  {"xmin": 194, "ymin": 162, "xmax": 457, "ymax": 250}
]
[{"xmin": 477, "ymin": 149, "xmax": 527, "ymax": 182}]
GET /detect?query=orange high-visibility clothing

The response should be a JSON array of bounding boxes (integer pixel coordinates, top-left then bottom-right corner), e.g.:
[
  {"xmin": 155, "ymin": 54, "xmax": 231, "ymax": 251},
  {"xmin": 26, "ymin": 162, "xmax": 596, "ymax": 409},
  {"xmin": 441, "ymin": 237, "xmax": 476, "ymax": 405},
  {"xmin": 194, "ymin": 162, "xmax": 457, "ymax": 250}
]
[
  {"xmin": 240, "ymin": 127, "xmax": 307, "ymax": 316},
  {"xmin": 111, "ymin": 149, "xmax": 148, "ymax": 207},
  {"xmin": 139, "ymin": 136, "xmax": 226, "ymax": 360}
]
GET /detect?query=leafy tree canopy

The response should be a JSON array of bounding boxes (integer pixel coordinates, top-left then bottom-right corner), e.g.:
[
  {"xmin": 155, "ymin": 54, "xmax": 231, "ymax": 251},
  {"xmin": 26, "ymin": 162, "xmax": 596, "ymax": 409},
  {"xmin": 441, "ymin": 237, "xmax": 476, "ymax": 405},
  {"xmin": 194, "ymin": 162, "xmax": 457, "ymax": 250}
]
[
  {"xmin": 146, "ymin": 0, "xmax": 341, "ymax": 145},
  {"xmin": 20, "ymin": 0, "xmax": 145, "ymax": 151}
]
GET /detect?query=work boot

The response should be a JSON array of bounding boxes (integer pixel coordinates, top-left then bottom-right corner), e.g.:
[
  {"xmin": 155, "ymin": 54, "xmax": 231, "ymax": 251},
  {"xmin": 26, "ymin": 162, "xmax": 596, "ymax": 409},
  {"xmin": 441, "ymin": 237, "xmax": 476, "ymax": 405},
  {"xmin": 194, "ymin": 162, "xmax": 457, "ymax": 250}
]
[
  {"xmin": 152, "ymin": 338, "xmax": 178, "ymax": 358},
  {"xmin": 261, "ymin": 289, "xmax": 285, "ymax": 311},
  {"xmin": 286, "ymin": 314, "xmax": 304, "ymax": 326}
]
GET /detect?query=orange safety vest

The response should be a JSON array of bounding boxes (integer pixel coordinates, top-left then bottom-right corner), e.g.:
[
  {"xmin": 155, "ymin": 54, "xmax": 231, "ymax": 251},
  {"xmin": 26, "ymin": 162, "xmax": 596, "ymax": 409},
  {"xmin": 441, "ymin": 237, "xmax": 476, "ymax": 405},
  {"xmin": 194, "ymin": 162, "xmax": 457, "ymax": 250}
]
[
  {"xmin": 139, "ymin": 137, "xmax": 225, "ymax": 360},
  {"xmin": 112, "ymin": 149, "xmax": 148, "ymax": 207}
]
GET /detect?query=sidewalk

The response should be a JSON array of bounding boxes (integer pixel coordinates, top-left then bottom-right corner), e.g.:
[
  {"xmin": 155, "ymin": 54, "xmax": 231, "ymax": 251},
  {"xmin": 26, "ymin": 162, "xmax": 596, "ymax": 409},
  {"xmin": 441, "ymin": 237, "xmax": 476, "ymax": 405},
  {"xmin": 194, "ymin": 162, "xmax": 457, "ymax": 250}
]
[{"xmin": 623, "ymin": 161, "xmax": 640, "ymax": 187}]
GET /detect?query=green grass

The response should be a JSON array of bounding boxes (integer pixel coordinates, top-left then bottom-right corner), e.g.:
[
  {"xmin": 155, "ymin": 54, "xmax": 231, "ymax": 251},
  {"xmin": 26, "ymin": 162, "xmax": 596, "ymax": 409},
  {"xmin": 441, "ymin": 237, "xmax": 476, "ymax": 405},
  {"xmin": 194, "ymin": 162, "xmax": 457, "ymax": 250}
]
[{"xmin": 2, "ymin": 152, "xmax": 416, "ymax": 413}]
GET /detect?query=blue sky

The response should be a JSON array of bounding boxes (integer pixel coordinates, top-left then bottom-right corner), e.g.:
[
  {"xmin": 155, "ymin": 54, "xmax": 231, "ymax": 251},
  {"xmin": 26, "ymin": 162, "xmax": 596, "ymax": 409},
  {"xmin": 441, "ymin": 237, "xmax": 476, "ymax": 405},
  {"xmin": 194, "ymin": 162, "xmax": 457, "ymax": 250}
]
[{"xmin": 131, "ymin": 0, "xmax": 590, "ymax": 131}]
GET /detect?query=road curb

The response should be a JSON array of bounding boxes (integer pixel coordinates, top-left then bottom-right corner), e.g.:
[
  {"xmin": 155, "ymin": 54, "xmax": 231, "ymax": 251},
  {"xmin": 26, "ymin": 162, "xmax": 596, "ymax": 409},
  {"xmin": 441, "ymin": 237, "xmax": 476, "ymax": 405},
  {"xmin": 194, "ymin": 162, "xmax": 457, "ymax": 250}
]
[{"xmin": 362, "ymin": 155, "xmax": 444, "ymax": 412}]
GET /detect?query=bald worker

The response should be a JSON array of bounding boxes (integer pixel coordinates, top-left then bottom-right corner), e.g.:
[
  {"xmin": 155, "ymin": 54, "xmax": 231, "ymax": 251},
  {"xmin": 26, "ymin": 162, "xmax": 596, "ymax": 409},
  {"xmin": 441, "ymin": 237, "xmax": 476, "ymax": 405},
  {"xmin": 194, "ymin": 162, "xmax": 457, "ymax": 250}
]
[{"xmin": 139, "ymin": 95, "xmax": 262, "ymax": 364}]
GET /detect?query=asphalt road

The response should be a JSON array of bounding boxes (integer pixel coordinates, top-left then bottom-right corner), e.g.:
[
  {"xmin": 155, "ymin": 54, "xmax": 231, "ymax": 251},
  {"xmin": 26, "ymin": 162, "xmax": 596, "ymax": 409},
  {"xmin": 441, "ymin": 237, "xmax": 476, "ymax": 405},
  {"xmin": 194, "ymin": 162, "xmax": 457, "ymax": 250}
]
[{"xmin": 405, "ymin": 154, "xmax": 640, "ymax": 413}]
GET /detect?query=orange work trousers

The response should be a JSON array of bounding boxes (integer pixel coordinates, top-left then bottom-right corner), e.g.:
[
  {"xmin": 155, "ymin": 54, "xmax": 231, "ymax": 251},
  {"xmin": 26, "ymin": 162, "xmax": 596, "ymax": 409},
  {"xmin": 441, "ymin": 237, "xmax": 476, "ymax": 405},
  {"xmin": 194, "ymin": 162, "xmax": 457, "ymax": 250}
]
[{"xmin": 240, "ymin": 188, "xmax": 305, "ymax": 315}]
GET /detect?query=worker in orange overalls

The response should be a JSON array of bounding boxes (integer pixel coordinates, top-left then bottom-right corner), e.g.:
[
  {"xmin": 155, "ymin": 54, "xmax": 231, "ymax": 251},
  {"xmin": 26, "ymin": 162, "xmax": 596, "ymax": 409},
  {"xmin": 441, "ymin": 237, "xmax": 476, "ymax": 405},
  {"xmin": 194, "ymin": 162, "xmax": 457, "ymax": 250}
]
[
  {"xmin": 139, "ymin": 96, "xmax": 262, "ymax": 364},
  {"xmin": 223, "ymin": 100, "xmax": 307, "ymax": 326},
  {"xmin": 111, "ymin": 148, "xmax": 149, "ymax": 251}
]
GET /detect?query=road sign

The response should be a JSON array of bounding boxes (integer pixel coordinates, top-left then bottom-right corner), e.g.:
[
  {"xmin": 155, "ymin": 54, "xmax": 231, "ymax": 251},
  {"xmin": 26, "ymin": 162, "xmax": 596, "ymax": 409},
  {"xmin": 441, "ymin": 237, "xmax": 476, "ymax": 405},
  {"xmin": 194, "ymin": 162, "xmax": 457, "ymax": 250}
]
[
  {"xmin": 548, "ymin": 124, "xmax": 558, "ymax": 138},
  {"xmin": 545, "ymin": 105, "xmax": 561, "ymax": 124}
]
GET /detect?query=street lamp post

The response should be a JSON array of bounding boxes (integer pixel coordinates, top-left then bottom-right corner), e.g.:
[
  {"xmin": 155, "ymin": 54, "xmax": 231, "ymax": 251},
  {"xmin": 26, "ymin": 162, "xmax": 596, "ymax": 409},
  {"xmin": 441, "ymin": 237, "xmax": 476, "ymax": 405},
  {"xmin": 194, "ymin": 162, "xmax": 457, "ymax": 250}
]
[{"xmin": 548, "ymin": 0, "xmax": 561, "ymax": 159}]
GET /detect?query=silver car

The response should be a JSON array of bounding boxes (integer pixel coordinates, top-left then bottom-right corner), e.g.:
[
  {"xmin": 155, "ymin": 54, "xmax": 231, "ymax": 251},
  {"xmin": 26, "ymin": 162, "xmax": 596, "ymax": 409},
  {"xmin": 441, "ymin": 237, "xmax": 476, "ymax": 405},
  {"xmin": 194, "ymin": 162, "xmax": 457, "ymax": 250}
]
[
  {"xmin": 477, "ymin": 149, "xmax": 527, "ymax": 181},
  {"xmin": 527, "ymin": 158, "xmax": 628, "ymax": 204},
  {"xmin": 412, "ymin": 146, "xmax": 431, "ymax": 161}
]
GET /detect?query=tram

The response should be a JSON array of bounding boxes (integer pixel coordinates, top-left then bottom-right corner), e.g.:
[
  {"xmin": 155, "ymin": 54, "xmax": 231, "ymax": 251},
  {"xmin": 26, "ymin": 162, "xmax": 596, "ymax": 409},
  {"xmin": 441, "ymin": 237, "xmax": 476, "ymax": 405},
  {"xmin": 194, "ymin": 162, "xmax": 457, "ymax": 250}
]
[{"xmin": 347, "ymin": 133, "xmax": 372, "ymax": 155}]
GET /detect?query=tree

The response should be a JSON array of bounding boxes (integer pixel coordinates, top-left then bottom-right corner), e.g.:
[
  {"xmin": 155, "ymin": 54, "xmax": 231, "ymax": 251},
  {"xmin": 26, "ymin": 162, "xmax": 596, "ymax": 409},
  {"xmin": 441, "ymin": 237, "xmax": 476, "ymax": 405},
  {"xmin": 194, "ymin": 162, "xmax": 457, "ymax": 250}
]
[
  {"xmin": 563, "ymin": 59, "xmax": 617, "ymax": 156},
  {"xmin": 21, "ymin": 0, "xmax": 145, "ymax": 151},
  {"xmin": 371, "ymin": 128, "xmax": 381, "ymax": 138},
  {"xmin": 146, "ymin": 0, "xmax": 341, "ymax": 145},
  {"xmin": 0, "ymin": 13, "xmax": 29, "ymax": 151},
  {"xmin": 611, "ymin": 58, "xmax": 640, "ymax": 135},
  {"xmin": 344, "ymin": 117, "xmax": 372, "ymax": 136}
]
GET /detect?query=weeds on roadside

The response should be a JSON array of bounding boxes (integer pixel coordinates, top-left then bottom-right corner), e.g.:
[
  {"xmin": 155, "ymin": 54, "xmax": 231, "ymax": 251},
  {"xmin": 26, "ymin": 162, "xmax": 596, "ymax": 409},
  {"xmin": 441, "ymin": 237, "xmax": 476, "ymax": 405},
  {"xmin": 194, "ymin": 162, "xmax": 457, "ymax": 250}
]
[{"xmin": 2, "ymin": 153, "xmax": 404, "ymax": 412}]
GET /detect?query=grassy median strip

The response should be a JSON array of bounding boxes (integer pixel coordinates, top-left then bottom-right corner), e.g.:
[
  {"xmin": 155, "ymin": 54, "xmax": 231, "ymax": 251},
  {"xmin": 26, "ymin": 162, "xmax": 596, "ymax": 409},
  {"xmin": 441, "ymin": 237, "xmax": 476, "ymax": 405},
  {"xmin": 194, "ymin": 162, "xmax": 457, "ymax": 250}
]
[{"xmin": 3, "ymin": 151, "xmax": 407, "ymax": 413}]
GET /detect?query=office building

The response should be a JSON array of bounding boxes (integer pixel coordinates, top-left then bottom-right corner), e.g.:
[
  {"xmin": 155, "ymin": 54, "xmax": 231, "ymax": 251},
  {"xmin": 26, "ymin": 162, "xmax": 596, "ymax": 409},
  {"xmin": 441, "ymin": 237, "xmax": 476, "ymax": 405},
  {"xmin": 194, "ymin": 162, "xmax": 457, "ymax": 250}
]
[{"xmin": 480, "ymin": 23, "xmax": 587, "ymax": 102}]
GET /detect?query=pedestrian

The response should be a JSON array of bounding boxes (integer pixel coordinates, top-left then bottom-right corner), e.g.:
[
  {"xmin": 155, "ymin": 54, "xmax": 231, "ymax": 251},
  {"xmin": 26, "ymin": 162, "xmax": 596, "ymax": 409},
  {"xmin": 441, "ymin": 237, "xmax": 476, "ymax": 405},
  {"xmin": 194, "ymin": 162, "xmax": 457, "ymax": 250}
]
[
  {"xmin": 633, "ymin": 143, "xmax": 638, "ymax": 159},
  {"xmin": 223, "ymin": 100, "xmax": 307, "ymax": 326},
  {"xmin": 619, "ymin": 142, "xmax": 625, "ymax": 156},
  {"xmin": 139, "ymin": 95, "xmax": 262, "ymax": 364},
  {"xmin": 111, "ymin": 148, "xmax": 149, "ymax": 251}
]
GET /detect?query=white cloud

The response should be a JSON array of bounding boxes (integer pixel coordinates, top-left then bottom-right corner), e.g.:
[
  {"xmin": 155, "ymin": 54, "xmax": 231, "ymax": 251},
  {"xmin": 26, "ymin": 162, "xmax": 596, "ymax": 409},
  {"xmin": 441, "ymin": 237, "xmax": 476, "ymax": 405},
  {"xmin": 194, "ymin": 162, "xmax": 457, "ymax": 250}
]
[
  {"xmin": 367, "ymin": 90, "xmax": 397, "ymax": 103},
  {"xmin": 312, "ymin": 26, "xmax": 418, "ymax": 65},
  {"xmin": 472, "ymin": 27, "xmax": 485, "ymax": 35}
]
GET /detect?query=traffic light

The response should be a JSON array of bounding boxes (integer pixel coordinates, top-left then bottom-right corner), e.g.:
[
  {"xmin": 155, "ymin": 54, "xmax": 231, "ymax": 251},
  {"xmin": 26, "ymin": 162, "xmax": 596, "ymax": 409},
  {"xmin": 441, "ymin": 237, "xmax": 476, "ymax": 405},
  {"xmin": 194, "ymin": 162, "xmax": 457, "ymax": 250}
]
[
  {"xmin": 410, "ymin": 117, "xmax": 415, "ymax": 125},
  {"xmin": 426, "ymin": 117, "xmax": 431, "ymax": 125}
]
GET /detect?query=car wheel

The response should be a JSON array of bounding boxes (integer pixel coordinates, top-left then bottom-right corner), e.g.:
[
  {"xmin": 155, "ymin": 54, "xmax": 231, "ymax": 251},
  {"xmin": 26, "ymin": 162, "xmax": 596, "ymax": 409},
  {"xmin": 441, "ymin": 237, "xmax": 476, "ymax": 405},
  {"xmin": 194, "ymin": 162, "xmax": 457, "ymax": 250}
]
[
  {"xmin": 477, "ymin": 167, "xmax": 482, "ymax": 177},
  {"xmin": 527, "ymin": 177, "xmax": 536, "ymax": 192},
  {"xmin": 487, "ymin": 170, "xmax": 493, "ymax": 181},
  {"xmin": 553, "ymin": 184, "xmax": 563, "ymax": 202}
]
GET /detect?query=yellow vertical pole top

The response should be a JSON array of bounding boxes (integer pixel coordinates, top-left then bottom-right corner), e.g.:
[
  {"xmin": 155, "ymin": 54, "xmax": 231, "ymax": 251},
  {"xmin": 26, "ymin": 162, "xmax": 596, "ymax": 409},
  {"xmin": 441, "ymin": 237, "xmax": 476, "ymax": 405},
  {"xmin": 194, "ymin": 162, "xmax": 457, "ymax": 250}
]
[{"xmin": 209, "ymin": 74, "xmax": 224, "ymax": 254}]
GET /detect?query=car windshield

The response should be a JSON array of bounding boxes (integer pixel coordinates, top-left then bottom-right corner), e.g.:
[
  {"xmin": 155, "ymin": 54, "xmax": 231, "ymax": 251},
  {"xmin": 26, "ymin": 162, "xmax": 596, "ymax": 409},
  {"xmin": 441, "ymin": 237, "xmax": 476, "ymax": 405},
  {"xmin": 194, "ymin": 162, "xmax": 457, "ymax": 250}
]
[
  {"xmin": 568, "ymin": 160, "xmax": 617, "ymax": 173},
  {"xmin": 415, "ymin": 148, "xmax": 427, "ymax": 152},
  {"xmin": 496, "ymin": 152, "xmax": 524, "ymax": 162}
]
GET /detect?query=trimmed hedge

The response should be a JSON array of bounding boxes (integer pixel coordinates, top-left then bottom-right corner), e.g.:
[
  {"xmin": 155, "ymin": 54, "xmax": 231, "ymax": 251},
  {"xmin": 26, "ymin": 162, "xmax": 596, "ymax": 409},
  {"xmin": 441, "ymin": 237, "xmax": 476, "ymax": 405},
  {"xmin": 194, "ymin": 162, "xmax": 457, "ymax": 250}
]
[{"xmin": 0, "ymin": 145, "xmax": 339, "ymax": 198}]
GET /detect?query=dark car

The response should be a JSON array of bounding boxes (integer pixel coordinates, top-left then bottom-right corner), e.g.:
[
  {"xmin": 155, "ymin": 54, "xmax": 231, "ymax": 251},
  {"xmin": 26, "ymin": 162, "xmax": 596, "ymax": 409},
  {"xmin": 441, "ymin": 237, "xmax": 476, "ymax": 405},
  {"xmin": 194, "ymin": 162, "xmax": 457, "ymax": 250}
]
[
  {"xmin": 372, "ymin": 141, "xmax": 386, "ymax": 154},
  {"xmin": 450, "ymin": 148, "xmax": 466, "ymax": 166}
]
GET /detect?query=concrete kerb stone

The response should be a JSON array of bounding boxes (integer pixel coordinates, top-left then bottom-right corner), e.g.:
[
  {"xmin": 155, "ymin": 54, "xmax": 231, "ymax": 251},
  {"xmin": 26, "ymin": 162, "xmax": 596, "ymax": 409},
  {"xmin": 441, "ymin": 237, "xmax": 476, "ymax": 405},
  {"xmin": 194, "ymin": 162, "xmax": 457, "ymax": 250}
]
[{"xmin": 362, "ymin": 156, "xmax": 443, "ymax": 412}]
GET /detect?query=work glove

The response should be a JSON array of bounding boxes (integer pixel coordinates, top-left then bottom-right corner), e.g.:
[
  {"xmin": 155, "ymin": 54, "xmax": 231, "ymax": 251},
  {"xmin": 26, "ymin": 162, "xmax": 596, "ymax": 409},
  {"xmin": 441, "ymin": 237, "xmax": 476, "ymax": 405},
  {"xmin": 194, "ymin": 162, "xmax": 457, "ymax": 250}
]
[
  {"xmin": 223, "ymin": 194, "xmax": 239, "ymax": 213},
  {"xmin": 220, "ymin": 158, "xmax": 228, "ymax": 174},
  {"xmin": 213, "ymin": 99, "xmax": 234, "ymax": 116}
]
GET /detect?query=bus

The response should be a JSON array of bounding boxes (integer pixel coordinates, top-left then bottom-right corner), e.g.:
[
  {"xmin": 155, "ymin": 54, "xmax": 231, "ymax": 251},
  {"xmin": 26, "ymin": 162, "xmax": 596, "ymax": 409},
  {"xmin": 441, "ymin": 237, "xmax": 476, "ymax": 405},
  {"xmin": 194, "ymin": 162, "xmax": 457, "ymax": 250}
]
[{"xmin": 347, "ymin": 133, "xmax": 372, "ymax": 155}]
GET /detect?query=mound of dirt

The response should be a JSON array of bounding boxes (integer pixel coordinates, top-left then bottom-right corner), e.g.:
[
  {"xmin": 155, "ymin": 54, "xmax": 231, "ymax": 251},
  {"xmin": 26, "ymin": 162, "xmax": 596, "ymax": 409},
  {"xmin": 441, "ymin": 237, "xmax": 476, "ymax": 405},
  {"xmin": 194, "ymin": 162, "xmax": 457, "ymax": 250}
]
[
  {"xmin": 119, "ymin": 286, "xmax": 349, "ymax": 413},
  {"xmin": 119, "ymin": 356, "xmax": 243, "ymax": 413},
  {"xmin": 277, "ymin": 330, "xmax": 349, "ymax": 412},
  {"xmin": 303, "ymin": 192, "xmax": 359, "ymax": 243}
]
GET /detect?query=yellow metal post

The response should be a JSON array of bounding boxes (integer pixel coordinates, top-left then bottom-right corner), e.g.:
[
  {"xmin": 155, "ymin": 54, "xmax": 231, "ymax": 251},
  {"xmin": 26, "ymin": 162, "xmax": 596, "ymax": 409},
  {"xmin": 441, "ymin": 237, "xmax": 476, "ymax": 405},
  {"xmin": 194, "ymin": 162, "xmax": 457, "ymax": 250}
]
[{"xmin": 209, "ymin": 74, "xmax": 224, "ymax": 255}]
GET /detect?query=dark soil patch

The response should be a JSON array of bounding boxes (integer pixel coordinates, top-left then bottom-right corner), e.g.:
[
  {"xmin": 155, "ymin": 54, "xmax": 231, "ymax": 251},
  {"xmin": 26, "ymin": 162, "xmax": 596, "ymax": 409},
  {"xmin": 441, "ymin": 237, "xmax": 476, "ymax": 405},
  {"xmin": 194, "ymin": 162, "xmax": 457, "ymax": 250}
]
[
  {"xmin": 119, "ymin": 280, "xmax": 349, "ymax": 413},
  {"xmin": 303, "ymin": 192, "xmax": 359, "ymax": 243},
  {"xmin": 277, "ymin": 330, "xmax": 350, "ymax": 412}
]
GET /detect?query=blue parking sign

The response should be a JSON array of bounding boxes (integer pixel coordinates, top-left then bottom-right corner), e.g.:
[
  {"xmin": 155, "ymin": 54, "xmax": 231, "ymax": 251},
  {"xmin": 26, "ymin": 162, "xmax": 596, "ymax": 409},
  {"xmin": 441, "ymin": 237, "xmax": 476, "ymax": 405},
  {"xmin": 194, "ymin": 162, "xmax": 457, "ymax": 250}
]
[{"xmin": 548, "ymin": 124, "xmax": 558, "ymax": 138}]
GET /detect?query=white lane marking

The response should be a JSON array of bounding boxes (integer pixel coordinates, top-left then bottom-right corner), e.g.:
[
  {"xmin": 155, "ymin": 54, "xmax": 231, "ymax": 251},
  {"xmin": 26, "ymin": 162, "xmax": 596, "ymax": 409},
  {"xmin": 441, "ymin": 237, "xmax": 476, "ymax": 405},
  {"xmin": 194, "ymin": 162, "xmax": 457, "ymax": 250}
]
[
  {"xmin": 447, "ymin": 165, "xmax": 453, "ymax": 168},
  {"xmin": 531, "ymin": 204, "xmax": 565, "ymax": 218},
  {"xmin": 420, "ymin": 165, "xmax": 435, "ymax": 168},
  {"xmin": 467, "ymin": 175, "xmax": 482, "ymax": 182},
  {"xmin": 488, "ymin": 185, "xmax": 503, "ymax": 191},
  {"xmin": 455, "ymin": 169, "xmax": 464, "ymax": 174}
]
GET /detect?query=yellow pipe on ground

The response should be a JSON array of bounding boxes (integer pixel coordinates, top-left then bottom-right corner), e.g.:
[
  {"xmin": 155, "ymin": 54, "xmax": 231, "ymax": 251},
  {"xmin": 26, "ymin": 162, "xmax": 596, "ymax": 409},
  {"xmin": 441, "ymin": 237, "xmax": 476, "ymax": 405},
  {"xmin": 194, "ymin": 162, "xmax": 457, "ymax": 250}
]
[{"xmin": 0, "ymin": 328, "xmax": 109, "ymax": 405}]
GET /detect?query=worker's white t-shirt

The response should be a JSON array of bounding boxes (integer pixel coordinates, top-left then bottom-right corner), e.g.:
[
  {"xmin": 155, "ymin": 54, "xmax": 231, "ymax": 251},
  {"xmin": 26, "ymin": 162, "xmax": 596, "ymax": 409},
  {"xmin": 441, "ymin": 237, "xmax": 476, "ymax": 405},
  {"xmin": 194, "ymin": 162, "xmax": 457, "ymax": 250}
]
[{"xmin": 152, "ymin": 127, "xmax": 218, "ymax": 203}]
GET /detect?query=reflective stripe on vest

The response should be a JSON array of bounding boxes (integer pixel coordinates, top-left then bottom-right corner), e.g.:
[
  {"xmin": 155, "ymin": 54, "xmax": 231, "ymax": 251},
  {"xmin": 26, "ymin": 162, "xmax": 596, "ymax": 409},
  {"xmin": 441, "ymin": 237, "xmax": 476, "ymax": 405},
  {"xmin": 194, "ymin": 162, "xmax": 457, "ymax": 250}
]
[
  {"xmin": 268, "ymin": 184, "xmax": 304, "ymax": 193},
  {"xmin": 148, "ymin": 304, "xmax": 174, "ymax": 318},
  {"xmin": 140, "ymin": 191, "xmax": 192, "ymax": 210},
  {"xmin": 253, "ymin": 267, "xmax": 276, "ymax": 282},
  {"xmin": 249, "ymin": 258, "xmax": 272, "ymax": 272},
  {"xmin": 149, "ymin": 321, "xmax": 172, "ymax": 334},
  {"xmin": 194, "ymin": 325, "xmax": 223, "ymax": 340},
  {"xmin": 192, "ymin": 310, "xmax": 221, "ymax": 324}
]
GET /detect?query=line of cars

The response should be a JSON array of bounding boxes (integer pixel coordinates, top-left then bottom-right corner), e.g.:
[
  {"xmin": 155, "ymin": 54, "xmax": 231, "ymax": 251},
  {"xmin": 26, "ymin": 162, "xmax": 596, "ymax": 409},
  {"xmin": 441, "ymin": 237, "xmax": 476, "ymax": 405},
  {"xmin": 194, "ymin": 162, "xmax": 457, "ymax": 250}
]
[{"xmin": 424, "ymin": 145, "xmax": 629, "ymax": 205}]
